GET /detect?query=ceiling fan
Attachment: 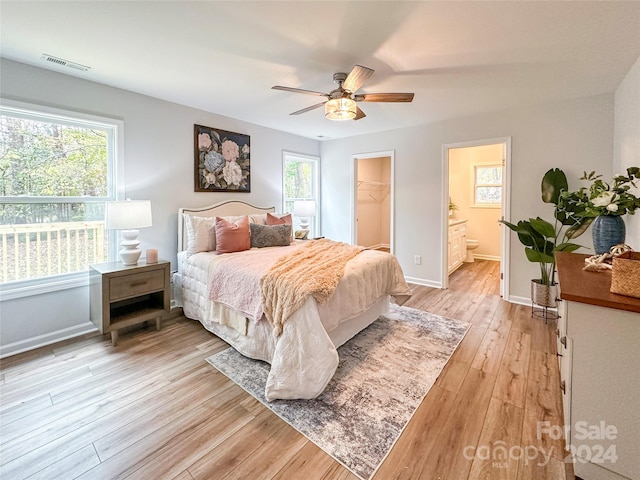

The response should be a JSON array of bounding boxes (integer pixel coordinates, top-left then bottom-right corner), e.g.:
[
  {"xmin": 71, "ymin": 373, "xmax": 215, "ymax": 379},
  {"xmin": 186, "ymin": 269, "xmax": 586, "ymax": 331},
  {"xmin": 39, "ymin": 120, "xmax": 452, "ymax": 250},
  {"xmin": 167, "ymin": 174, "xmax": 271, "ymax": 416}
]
[{"xmin": 272, "ymin": 65, "xmax": 414, "ymax": 121}]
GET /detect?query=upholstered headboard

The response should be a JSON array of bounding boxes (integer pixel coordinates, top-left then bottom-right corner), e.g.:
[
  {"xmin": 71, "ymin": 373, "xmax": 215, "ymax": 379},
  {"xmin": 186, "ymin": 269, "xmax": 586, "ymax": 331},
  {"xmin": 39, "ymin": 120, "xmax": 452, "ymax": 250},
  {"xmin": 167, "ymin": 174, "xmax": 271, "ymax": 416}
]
[{"xmin": 178, "ymin": 200, "xmax": 275, "ymax": 252}]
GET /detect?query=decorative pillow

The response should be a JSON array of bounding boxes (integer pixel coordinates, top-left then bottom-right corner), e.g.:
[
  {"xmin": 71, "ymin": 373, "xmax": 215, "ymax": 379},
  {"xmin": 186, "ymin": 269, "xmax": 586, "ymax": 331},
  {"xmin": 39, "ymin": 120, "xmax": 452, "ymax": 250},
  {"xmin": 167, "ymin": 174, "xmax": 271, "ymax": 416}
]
[
  {"xmin": 215, "ymin": 216, "xmax": 250, "ymax": 253},
  {"xmin": 250, "ymin": 223, "xmax": 292, "ymax": 248},
  {"xmin": 266, "ymin": 212, "xmax": 294, "ymax": 241},
  {"xmin": 184, "ymin": 214, "xmax": 261, "ymax": 254},
  {"xmin": 184, "ymin": 215, "xmax": 217, "ymax": 255}
]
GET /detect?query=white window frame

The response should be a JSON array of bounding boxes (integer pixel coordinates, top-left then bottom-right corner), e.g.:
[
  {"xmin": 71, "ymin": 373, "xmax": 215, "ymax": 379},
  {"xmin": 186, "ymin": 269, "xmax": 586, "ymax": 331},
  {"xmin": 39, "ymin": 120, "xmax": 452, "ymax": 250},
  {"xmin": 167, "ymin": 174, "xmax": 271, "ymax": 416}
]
[
  {"xmin": 472, "ymin": 163, "xmax": 503, "ymax": 208},
  {"xmin": 0, "ymin": 99, "xmax": 124, "ymax": 300},
  {"xmin": 282, "ymin": 151, "xmax": 320, "ymax": 237}
]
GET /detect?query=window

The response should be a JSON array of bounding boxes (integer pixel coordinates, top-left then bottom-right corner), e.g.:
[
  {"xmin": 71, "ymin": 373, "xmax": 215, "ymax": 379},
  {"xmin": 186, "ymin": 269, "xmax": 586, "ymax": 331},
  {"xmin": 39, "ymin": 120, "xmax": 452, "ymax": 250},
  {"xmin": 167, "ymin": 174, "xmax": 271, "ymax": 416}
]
[
  {"xmin": 473, "ymin": 164, "xmax": 502, "ymax": 206},
  {"xmin": 0, "ymin": 101, "xmax": 121, "ymax": 293},
  {"xmin": 283, "ymin": 152, "xmax": 319, "ymax": 237}
]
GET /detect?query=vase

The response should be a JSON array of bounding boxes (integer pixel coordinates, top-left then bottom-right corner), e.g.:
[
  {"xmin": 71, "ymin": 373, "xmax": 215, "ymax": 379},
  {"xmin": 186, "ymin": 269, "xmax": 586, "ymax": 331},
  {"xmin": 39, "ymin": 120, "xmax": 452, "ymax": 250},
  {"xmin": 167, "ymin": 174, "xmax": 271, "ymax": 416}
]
[{"xmin": 592, "ymin": 215, "xmax": 626, "ymax": 255}]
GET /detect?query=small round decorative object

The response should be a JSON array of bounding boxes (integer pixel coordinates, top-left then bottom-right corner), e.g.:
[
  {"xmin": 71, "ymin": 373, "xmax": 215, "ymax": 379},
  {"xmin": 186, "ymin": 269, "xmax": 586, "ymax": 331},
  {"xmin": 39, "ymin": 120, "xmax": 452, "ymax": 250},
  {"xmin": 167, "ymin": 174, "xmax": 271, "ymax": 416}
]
[
  {"xmin": 610, "ymin": 243, "xmax": 632, "ymax": 257},
  {"xmin": 146, "ymin": 248, "xmax": 158, "ymax": 264}
]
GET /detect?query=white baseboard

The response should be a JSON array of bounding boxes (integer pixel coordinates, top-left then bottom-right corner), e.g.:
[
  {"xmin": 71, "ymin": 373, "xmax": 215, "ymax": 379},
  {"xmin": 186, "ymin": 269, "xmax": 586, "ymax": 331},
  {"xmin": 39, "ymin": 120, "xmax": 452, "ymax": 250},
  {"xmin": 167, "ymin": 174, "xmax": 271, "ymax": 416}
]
[
  {"xmin": 0, "ymin": 322, "xmax": 98, "ymax": 359},
  {"xmin": 506, "ymin": 294, "xmax": 532, "ymax": 307},
  {"xmin": 398, "ymin": 281, "xmax": 559, "ymax": 315},
  {"xmin": 404, "ymin": 276, "xmax": 442, "ymax": 289},
  {"xmin": 473, "ymin": 254, "xmax": 500, "ymax": 262}
]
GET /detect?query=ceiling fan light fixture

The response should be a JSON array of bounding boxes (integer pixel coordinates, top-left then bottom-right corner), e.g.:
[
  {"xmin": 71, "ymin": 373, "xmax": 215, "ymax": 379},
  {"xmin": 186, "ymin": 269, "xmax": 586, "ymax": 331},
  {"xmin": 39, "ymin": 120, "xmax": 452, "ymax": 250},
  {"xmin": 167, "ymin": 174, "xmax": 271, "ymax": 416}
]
[
  {"xmin": 325, "ymin": 97, "xmax": 356, "ymax": 121},
  {"xmin": 274, "ymin": 65, "xmax": 413, "ymax": 119}
]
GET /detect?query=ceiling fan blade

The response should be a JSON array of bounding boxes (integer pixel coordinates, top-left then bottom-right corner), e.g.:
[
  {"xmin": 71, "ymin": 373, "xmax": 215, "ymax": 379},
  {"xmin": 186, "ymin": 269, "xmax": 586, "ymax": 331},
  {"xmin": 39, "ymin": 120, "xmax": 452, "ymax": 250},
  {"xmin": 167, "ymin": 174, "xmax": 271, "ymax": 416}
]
[
  {"xmin": 272, "ymin": 86, "xmax": 329, "ymax": 97},
  {"xmin": 290, "ymin": 101, "xmax": 327, "ymax": 116},
  {"xmin": 342, "ymin": 65, "xmax": 374, "ymax": 93},
  {"xmin": 354, "ymin": 106, "xmax": 366, "ymax": 121},
  {"xmin": 354, "ymin": 93, "xmax": 414, "ymax": 102}
]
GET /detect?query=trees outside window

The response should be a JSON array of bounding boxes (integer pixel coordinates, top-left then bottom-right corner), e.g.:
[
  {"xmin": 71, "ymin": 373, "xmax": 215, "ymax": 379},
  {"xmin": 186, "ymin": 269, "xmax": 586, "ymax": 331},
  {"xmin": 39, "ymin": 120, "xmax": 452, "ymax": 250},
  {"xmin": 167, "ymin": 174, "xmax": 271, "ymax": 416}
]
[
  {"xmin": 0, "ymin": 103, "xmax": 119, "ymax": 286},
  {"xmin": 283, "ymin": 152, "xmax": 319, "ymax": 237},
  {"xmin": 474, "ymin": 164, "xmax": 502, "ymax": 206}
]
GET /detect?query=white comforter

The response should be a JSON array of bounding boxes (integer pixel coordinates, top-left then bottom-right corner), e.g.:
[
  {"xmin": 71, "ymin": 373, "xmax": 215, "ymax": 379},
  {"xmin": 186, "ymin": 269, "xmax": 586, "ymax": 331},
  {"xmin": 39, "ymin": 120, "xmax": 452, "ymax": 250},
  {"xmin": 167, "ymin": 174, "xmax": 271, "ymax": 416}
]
[{"xmin": 175, "ymin": 244, "xmax": 411, "ymax": 400}]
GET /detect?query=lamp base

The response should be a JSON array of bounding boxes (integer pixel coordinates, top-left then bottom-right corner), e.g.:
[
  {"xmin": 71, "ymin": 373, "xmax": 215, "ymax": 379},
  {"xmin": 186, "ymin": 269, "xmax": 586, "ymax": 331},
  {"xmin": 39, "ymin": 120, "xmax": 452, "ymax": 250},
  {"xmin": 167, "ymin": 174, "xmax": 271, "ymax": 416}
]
[
  {"xmin": 119, "ymin": 229, "xmax": 141, "ymax": 265},
  {"xmin": 299, "ymin": 217, "xmax": 310, "ymax": 230}
]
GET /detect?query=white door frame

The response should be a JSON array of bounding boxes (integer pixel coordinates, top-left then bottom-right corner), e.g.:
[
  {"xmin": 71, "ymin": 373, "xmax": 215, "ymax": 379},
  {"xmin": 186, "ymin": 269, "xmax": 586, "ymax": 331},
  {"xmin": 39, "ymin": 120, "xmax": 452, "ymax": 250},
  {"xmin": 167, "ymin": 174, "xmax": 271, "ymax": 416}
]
[
  {"xmin": 351, "ymin": 150, "xmax": 395, "ymax": 254},
  {"xmin": 441, "ymin": 137, "xmax": 511, "ymax": 298}
]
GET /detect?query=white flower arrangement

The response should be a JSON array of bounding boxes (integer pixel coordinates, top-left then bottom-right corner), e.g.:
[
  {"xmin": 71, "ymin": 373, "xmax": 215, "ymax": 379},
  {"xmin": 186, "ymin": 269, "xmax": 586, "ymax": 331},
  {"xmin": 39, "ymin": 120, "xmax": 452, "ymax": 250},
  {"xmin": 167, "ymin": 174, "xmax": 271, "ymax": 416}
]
[{"xmin": 576, "ymin": 168, "xmax": 640, "ymax": 217}]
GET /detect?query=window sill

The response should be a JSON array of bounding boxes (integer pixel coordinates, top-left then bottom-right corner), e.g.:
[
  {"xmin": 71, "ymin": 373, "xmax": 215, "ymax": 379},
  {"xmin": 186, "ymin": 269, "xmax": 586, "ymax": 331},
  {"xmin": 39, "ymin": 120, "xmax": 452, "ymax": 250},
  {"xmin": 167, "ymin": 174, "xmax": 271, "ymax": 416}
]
[
  {"xmin": 0, "ymin": 272, "xmax": 90, "ymax": 301},
  {"xmin": 471, "ymin": 204, "xmax": 502, "ymax": 209}
]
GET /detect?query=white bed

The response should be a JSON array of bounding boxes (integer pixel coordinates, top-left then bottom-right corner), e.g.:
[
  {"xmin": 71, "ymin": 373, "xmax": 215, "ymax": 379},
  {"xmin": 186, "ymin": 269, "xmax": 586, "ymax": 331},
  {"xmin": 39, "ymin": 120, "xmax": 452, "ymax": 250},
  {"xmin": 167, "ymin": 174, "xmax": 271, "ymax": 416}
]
[{"xmin": 173, "ymin": 200, "xmax": 411, "ymax": 400}]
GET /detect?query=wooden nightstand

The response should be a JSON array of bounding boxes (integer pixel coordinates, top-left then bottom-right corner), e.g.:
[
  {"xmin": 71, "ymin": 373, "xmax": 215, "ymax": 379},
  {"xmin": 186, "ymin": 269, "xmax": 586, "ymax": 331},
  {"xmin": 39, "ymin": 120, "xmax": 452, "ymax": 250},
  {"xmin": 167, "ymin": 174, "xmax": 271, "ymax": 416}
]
[{"xmin": 90, "ymin": 260, "xmax": 170, "ymax": 346}]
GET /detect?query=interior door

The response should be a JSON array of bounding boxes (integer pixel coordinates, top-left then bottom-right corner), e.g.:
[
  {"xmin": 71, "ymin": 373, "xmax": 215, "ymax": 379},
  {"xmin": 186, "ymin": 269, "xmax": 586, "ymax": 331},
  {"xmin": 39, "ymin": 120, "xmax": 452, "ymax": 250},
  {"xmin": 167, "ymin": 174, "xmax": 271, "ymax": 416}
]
[{"xmin": 443, "ymin": 137, "xmax": 511, "ymax": 297}]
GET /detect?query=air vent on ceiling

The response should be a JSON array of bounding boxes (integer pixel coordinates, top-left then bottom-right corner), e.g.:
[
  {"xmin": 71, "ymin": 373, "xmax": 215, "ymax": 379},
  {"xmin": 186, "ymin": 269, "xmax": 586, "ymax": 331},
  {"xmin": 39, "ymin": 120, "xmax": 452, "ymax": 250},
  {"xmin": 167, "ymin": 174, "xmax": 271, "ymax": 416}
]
[{"xmin": 41, "ymin": 54, "xmax": 91, "ymax": 72}]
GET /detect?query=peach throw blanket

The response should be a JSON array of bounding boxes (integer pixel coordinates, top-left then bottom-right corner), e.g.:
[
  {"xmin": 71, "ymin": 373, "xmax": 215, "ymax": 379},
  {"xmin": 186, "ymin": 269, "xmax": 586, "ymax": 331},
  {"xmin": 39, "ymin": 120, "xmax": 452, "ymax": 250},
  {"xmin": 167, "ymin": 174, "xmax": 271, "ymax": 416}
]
[{"xmin": 260, "ymin": 239, "xmax": 365, "ymax": 336}]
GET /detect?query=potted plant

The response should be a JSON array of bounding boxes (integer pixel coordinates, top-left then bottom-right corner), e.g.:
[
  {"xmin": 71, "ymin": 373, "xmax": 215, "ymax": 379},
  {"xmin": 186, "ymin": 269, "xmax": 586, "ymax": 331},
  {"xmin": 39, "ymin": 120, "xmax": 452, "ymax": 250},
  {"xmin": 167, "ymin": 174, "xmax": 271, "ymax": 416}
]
[
  {"xmin": 449, "ymin": 199, "xmax": 459, "ymax": 217},
  {"xmin": 572, "ymin": 167, "xmax": 640, "ymax": 254},
  {"xmin": 500, "ymin": 168, "xmax": 593, "ymax": 308}
]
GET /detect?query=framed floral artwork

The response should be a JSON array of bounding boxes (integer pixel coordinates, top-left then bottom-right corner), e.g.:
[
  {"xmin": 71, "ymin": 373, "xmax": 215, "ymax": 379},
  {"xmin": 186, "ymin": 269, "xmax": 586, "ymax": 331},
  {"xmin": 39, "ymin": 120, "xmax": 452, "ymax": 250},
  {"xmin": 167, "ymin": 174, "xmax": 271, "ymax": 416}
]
[{"xmin": 194, "ymin": 124, "xmax": 250, "ymax": 192}]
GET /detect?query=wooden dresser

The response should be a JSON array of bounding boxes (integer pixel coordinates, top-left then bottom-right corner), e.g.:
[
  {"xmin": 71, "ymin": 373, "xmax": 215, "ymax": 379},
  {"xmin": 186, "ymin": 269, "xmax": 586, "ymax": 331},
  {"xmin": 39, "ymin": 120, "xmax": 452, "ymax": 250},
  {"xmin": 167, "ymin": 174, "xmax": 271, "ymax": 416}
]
[{"xmin": 556, "ymin": 252, "xmax": 640, "ymax": 480}]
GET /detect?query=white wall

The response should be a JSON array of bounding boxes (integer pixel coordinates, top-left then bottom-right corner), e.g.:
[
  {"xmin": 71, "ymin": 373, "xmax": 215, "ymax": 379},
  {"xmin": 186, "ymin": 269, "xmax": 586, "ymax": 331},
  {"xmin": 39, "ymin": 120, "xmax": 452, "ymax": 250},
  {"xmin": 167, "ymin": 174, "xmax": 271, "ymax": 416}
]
[
  {"xmin": 614, "ymin": 55, "xmax": 640, "ymax": 250},
  {"xmin": 0, "ymin": 58, "xmax": 320, "ymax": 356},
  {"xmin": 321, "ymin": 95, "xmax": 614, "ymax": 297}
]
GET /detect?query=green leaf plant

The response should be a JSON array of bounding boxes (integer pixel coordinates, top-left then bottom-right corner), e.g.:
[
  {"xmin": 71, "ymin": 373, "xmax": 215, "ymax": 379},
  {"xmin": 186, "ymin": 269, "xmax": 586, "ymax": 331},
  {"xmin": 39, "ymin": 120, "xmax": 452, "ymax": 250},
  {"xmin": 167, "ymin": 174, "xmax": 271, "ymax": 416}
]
[
  {"xmin": 573, "ymin": 167, "xmax": 640, "ymax": 217},
  {"xmin": 500, "ymin": 168, "xmax": 593, "ymax": 286}
]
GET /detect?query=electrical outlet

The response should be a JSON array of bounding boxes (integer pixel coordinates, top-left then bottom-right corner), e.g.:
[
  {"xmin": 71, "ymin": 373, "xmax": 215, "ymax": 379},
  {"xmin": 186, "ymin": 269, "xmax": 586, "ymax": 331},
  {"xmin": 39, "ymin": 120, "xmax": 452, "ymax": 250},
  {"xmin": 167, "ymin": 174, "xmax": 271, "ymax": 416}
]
[{"xmin": 414, "ymin": 255, "xmax": 422, "ymax": 265}]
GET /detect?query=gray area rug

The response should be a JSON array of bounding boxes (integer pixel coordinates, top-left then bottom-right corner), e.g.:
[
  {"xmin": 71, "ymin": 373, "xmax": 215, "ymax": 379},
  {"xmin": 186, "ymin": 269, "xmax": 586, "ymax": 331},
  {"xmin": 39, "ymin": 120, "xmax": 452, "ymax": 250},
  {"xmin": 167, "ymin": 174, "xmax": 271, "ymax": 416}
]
[{"xmin": 206, "ymin": 304, "xmax": 470, "ymax": 480}]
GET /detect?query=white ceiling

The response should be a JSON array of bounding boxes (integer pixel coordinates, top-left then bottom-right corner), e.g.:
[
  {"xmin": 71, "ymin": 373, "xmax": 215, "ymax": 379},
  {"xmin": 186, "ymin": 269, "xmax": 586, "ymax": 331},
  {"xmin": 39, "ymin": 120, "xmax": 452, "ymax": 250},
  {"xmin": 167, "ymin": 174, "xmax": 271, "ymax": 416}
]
[{"xmin": 2, "ymin": 1, "xmax": 640, "ymax": 140}]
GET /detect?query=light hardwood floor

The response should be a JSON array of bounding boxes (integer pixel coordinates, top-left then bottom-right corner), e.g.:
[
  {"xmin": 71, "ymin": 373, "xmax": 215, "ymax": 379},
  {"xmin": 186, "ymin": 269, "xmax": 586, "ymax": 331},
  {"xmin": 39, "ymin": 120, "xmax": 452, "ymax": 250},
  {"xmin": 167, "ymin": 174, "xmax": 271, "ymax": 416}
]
[{"xmin": 0, "ymin": 260, "xmax": 570, "ymax": 479}]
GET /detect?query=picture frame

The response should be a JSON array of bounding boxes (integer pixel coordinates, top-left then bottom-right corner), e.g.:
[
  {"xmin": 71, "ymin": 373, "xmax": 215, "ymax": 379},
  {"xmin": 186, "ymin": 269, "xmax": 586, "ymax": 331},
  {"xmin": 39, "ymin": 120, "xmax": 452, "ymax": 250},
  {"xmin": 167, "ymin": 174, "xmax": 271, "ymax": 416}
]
[{"xmin": 194, "ymin": 124, "xmax": 250, "ymax": 192}]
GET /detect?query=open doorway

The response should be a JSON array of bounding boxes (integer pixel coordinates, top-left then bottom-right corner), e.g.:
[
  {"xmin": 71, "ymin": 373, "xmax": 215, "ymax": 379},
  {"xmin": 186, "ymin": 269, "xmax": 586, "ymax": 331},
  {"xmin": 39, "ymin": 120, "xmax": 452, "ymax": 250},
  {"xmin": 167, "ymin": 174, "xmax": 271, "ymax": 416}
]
[
  {"xmin": 352, "ymin": 151, "xmax": 394, "ymax": 254},
  {"xmin": 442, "ymin": 138, "xmax": 511, "ymax": 298}
]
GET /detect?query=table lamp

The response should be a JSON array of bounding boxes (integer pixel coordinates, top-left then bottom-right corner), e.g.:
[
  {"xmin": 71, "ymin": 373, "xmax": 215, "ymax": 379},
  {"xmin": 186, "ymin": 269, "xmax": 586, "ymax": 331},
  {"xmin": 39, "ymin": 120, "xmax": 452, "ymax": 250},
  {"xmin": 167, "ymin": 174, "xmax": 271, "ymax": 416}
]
[
  {"xmin": 293, "ymin": 200, "xmax": 316, "ymax": 231},
  {"xmin": 106, "ymin": 200, "xmax": 152, "ymax": 265}
]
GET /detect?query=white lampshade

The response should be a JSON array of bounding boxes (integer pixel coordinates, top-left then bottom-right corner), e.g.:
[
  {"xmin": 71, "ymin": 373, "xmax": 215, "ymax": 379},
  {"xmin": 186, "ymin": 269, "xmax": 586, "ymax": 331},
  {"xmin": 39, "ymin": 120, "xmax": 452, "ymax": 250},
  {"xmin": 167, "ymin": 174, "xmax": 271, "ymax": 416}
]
[
  {"xmin": 105, "ymin": 200, "xmax": 152, "ymax": 265},
  {"xmin": 106, "ymin": 200, "xmax": 152, "ymax": 230},
  {"xmin": 325, "ymin": 97, "xmax": 356, "ymax": 121},
  {"xmin": 293, "ymin": 200, "xmax": 316, "ymax": 218},
  {"xmin": 293, "ymin": 200, "xmax": 316, "ymax": 231}
]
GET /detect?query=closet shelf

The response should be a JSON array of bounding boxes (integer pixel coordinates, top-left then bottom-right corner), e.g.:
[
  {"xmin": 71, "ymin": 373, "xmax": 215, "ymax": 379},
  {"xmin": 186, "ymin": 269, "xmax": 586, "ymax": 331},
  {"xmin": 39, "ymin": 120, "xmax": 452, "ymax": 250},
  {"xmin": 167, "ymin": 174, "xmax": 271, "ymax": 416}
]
[{"xmin": 357, "ymin": 180, "xmax": 390, "ymax": 191}]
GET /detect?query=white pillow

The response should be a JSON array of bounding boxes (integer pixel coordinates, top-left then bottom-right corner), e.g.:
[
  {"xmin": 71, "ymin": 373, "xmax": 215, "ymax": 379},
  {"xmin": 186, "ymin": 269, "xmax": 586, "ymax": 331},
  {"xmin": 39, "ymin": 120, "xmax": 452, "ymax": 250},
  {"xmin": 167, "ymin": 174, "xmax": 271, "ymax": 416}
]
[{"xmin": 184, "ymin": 215, "xmax": 217, "ymax": 255}]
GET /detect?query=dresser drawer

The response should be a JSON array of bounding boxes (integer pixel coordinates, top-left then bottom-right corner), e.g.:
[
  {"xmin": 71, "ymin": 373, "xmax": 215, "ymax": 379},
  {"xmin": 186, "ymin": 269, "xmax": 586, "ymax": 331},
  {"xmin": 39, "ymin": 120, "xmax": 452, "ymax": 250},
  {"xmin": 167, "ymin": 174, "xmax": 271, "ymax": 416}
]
[{"xmin": 110, "ymin": 269, "xmax": 165, "ymax": 301}]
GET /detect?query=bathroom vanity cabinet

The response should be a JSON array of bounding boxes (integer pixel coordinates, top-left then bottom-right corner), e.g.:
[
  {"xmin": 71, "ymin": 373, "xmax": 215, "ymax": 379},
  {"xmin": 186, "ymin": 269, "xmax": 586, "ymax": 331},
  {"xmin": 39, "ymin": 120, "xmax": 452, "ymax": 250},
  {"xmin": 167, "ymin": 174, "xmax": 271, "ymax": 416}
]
[{"xmin": 448, "ymin": 219, "xmax": 467, "ymax": 274}]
